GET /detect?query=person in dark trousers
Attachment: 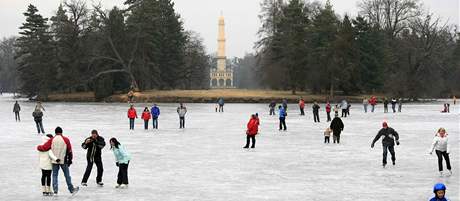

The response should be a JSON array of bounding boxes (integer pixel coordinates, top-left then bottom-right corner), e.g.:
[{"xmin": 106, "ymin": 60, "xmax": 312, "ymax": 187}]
[
  {"xmin": 177, "ymin": 103, "xmax": 187, "ymax": 129},
  {"xmin": 150, "ymin": 104, "xmax": 160, "ymax": 129},
  {"xmin": 369, "ymin": 96, "xmax": 377, "ymax": 112},
  {"xmin": 127, "ymin": 105, "xmax": 138, "ymax": 130},
  {"xmin": 330, "ymin": 115, "xmax": 344, "ymax": 143},
  {"xmin": 110, "ymin": 138, "xmax": 131, "ymax": 188},
  {"xmin": 141, "ymin": 107, "xmax": 151, "ymax": 130},
  {"xmin": 299, "ymin": 98, "xmax": 305, "ymax": 116},
  {"xmin": 371, "ymin": 122, "xmax": 400, "ymax": 167},
  {"xmin": 217, "ymin": 98, "xmax": 224, "ymax": 112},
  {"xmin": 340, "ymin": 100, "xmax": 348, "ymax": 117},
  {"xmin": 391, "ymin": 98, "xmax": 397, "ymax": 113},
  {"xmin": 334, "ymin": 105, "xmax": 339, "ymax": 117},
  {"xmin": 312, "ymin": 102, "xmax": 320, "ymax": 123},
  {"xmin": 282, "ymin": 99, "xmax": 288, "ymax": 111},
  {"xmin": 430, "ymin": 183, "xmax": 449, "ymax": 201},
  {"xmin": 278, "ymin": 105, "xmax": 287, "ymax": 131},
  {"xmin": 243, "ymin": 114, "xmax": 259, "ymax": 149},
  {"xmin": 33, "ymin": 108, "xmax": 45, "ymax": 134},
  {"xmin": 383, "ymin": 98, "xmax": 389, "ymax": 113},
  {"xmin": 324, "ymin": 128, "xmax": 332, "ymax": 144},
  {"xmin": 81, "ymin": 130, "xmax": 106, "ymax": 186},
  {"xmin": 38, "ymin": 134, "xmax": 57, "ymax": 196},
  {"xmin": 325, "ymin": 102, "xmax": 331, "ymax": 122},
  {"xmin": 13, "ymin": 101, "xmax": 21, "ymax": 121},
  {"xmin": 397, "ymin": 98, "xmax": 402, "ymax": 112},
  {"xmin": 269, "ymin": 101, "xmax": 276, "ymax": 115},
  {"xmin": 429, "ymin": 128, "xmax": 452, "ymax": 176},
  {"xmin": 346, "ymin": 103, "xmax": 351, "ymax": 116}
]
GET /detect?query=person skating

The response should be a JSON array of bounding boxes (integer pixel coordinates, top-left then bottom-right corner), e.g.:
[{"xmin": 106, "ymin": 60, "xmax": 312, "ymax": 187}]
[
  {"xmin": 278, "ymin": 105, "xmax": 287, "ymax": 131},
  {"xmin": 151, "ymin": 104, "xmax": 160, "ymax": 129},
  {"xmin": 369, "ymin": 96, "xmax": 377, "ymax": 112},
  {"xmin": 37, "ymin": 127, "xmax": 79, "ymax": 195},
  {"xmin": 391, "ymin": 98, "xmax": 397, "ymax": 113},
  {"xmin": 35, "ymin": 101, "xmax": 46, "ymax": 111},
  {"xmin": 141, "ymin": 107, "xmax": 151, "ymax": 130},
  {"xmin": 383, "ymin": 98, "xmax": 389, "ymax": 113},
  {"xmin": 371, "ymin": 122, "xmax": 400, "ymax": 167},
  {"xmin": 38, "ymin": 134, "xmax": 58, "ymax": 196},
  {"xmin": 81, "ymin": 130, "xmax": 106, "ymax": 186},
  {"xmin": 330, "ymin": 115, "xmax": 344, "ymax": 144},
  {"xmin": 340, "ymin": 100, "xmax": 348, "ymax": 117},
  {"xmin": 299, "ymin": 98, "xmax": 305, "ymax": 116},
  {"xmin": 33, "ymin": 108, "xmax": 45, "ymax": 134},
  {"xmin": 127, "ymin": 105, "xmax": 138, "ymax": 130},
  {"xmin": 363, "ymin": 98, "xmax": 368, "ymax": 113},
  {"xmin": 429, "ymin": 128, "xmax": 452, "ymax": 177},
  {"xmin": 333, "ymin": 104, "xmax": 339, "ymax": 117},
  {"xmin": 324, "ymin": 128, "xmax": 332, "ymax": 144},
  {"xmin": 282, "ymin": 99, "xmax": 288, "ymax": 112},
  {"xmin": 325, "ymin": 102, "xmax": 331, "ymax": 122},
  {"xmin": 430, "ymin": 183, "xmax": 449, "ymax": 201},
  {"xmin": 454, "ymin": 96, "xmax": 457, "ymax": 105},
  {"xmin": 243, "ymin": 114, "xmax": 259, "ymax": 149},
  {"xmin": 397, "ymin": 98, "xmax": 402, "ymax": 112},
  {"xmin": 110, "ymin": 138, "xmax": 131, "ymax": 188},
  {"xmin": 269, "ymin": 101, "xmax": 276, "ymax": 115},
  {"xmin": 127, "ymin": 90, "xmax": 134, "ymax": 103},
  {"xmin": 13, "ymin": 101, "xmax": 21, "ymax": 121},
  {"xmin": 177, "ymin": 103, "xmax": 187, "ymax": 129},
  {"xmin": 346, "ymin": 103, "xmax": 351, "ymax": 116},
  {"xmin": 217, "ymin": 98, "xmax": 224, "ymax": 112},
  {"xmin": 312, "ymin": 102, "xmax": 320, "ymax": 123}
]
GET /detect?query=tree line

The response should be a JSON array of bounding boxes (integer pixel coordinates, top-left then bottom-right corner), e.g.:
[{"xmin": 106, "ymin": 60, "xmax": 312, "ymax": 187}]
[
  {"xmin": 8, "ymin": 0, "xmax": 210, "ymax": 99},
  {"xmin": 253, "ymin": 0, "xmax": 459, "ymax": 98}
]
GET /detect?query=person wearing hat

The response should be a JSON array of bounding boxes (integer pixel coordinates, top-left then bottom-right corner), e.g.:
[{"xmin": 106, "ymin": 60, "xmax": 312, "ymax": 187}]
[
  {"xmin": 371, "ymin": 122, "xmax": 400, "ymax": 167},
  {"xmin": 430, "ymin": 183, "xmax": 449, "ymax": 201},
  {"xmin": 81, "ymin": 130, "xmax": 106, "ymax": 186},
  {"xmin": 37, "ymin": 134, "xmax": 58, "ymax": 196},
  {"xmin": 37, "ymin": 127, "xmax": 79, "ymax": 195}
]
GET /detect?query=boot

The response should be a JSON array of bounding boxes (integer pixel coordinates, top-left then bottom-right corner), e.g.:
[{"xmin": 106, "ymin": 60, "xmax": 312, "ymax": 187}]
[
  {"xmin": 46, "ymin": 186, "xmax": 52, "ymax": 196},
  {"xmin": 42, "ymin": 186, "xmax": 46, "ymax": 196}
]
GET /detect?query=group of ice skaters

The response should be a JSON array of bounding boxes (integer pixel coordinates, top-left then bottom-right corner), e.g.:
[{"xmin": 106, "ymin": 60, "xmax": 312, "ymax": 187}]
[{"xmin": 8, "ymin": 96, "xmax": 454, "ymax": 199}]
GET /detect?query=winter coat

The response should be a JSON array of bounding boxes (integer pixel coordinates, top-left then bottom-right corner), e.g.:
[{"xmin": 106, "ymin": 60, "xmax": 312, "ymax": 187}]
[
  {"xmin": 32, "ymin": 110, "xmax": 43, "ymax": 121},
  {"xmin": 177, "ymin": 107, "xmax": 187, "ymax": 117},
  {"xmin": 37, "ymin": 134, "xmax": 72, "ymax": 165},
  {"xmin": 430, "ymin": 135, "xmax": 450, "ymax": 153},
  {"xmin": 363, "ymin": 99, "xmax": 368, "ymax": 105},
  {"xmin": 324, "ymin": 128, "xmax": 332, "ymax": 137},
  {"xmin": 269, "ymin": 101, "xmax": 276, "ymax": 108},
  {"xmin": 246, "ymin": 118, "xmax": 259, "ymax": 136},
  {"xmin": 218, "ymin": 98, "xmax": 225, "ymax": 106},
  {"xmin": 429, "ymin": 197, "xmax": 448, "ymax": 201},
  {"xmin": 38, "ymin": 137, "xmax": 58, "ymax": 170},
  {"xmin": 13, "ymin": 103, "xmax": 20, "ymax": 112},
  {"xmin": 391, "ymin": 99, "xmax": 397, "ymax": 105},
  {"xmin": 151, "ymin": 106, "xmax": 160, "ymax": 118},
  {"xmin": 383, "ymin": 100, "xmax": 389, "ymax": 107},
  {"xmin": 340, "ymin": 100, "xmax": 348, "ymax": 109},
  {"xmin": 113, "ymin": 144, "xmax": 131, "ymax": 164},
  {"xmin": 282, "ymin": 100, "xmax": 288, "ymax": 110},
  {"xmin": 127, "ymin": 108, "xmax": 137, "ymax": 119},
  {"xmin": 299, "ymin": 100, "xmax": 305, "ymax": 109},
  {"xmin": 279, "ymin": 108, "xmax": 287, "ymax": 118},
  {"xmin": 326, "ymin": 104, "xmax": 331, "ymax": 113},
  {"xmin": 369, "ymin": 97, "xmax": 377, "ymax": 105},
  {"xmin": 141, "ymin": 111, "xmax": 151, "ymax": 120},
  {"xmin": 330, "ymin": 117, "xmax": 344, "ymax": 134},
  {"xmin": 372, "ymin": 127, "xmax": 399, "ymax": 147},
  {"xmin": 312, "ymin": 104, "xmax": 320, "ymax": 113},
  {"xmin": 82, "ymin": 136, "xmax": 106, "ymax": 162}
]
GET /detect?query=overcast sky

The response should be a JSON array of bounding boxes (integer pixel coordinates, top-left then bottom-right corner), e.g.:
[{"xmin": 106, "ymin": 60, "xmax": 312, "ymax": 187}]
[{"xmin": 0, "ymin": 0, "xmax": 458, "ymax": 57}]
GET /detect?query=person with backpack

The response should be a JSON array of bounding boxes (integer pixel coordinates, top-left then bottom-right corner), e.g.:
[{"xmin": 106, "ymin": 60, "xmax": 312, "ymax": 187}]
[
  {"xmin": 37, "ymin": 127, "xmax": 79, "ymax": 195},
  {"xmin": 81, "ymin": 130, "xmax": 106, "ymax": 186},
  {"xmin": 141, "ymin": 107, "xmax": 151, "ymax": 130},
  {"xmin": 371, "ymin": 122, "xmax": 400, "ymax": 167}
]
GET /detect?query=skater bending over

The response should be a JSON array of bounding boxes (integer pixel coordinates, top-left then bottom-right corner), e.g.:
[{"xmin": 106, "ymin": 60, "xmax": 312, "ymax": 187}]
[{"xmin": 371, "ymin": 122, "xmax": 400, "ymax": 167}]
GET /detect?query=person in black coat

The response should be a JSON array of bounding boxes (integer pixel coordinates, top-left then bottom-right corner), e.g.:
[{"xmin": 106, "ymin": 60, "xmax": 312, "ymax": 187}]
[
  {"xmin": 81, "ymin": 130, "xmax": 106, "ymax": 186},
  {"xmin": 371, "ymin": 122, "xmax": 400, "ymax": 167},
  {"xmin": 329, "ymin": 115, "xmax": 344, "ymax": 143},
  {"xmin": 312, "ymin": 102, "xmax": 320, "ymax": 123}
]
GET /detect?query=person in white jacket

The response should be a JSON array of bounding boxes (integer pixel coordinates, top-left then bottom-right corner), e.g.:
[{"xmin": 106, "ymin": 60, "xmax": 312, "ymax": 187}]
[
  {"xmin": 177, "ymin": 103, "xmax": 187, "ymax": 129},
  {"xmin": 429, "ymin": 128, "xmax": 452, "ymax": 176},
  {"xmin": 38, "ymin": 134, "xmax": 58, "ymax": 196}
]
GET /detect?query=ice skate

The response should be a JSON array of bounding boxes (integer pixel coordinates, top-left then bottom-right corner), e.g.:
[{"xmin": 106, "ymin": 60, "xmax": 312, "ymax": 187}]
[{"xmin": 97, "ymin": 182, "xmax": 104, "ymax": 187}]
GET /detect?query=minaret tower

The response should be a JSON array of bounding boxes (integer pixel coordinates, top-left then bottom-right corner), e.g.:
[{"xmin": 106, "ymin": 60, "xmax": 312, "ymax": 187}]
[{"xmin": 210, "ymin": 14, "xmax": 233, "ymax": 88}]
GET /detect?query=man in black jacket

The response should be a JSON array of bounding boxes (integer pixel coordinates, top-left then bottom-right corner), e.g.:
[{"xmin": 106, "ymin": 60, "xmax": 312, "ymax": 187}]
[
  {"xmin": 81, "ymin": 130, "xmax": 106, "ymax": 186},
  {"xmin": 312, "ymin": 102, "xmax": 320, "ymax": 123},
  {"xmin": 371, "ymin": 122, "xmax": 400, "ymax": 167},
  {"xmin": 329, "ymin": 115, "xmax": 344, "ymax": 143}
]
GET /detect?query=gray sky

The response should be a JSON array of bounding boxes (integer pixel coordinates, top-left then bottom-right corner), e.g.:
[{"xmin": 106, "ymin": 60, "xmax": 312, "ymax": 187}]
[{"xmin": 0, "ymin": 0, "xmax": 458, "ymax": 57}]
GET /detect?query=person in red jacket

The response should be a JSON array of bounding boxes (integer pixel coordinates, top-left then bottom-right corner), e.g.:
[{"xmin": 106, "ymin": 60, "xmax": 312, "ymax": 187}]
[
  {"xmin": 369, "ymin": 96, "xmax": 377, "ymax": 112},
  {"xmin": 127, "ymin": 105, "xmax": 138, "ymax": 130},
  {"xmin": 325, "ymin": 102, "xmax": 332, "ymax": 122},
  {"xmin": 244, "ymin": 114, "xmax": 259, "ymax": 149},
  {"xmin": 141, "ymin": 107, "xmax": 151, "ymax": 130},
  {"xmin": 299, "ymin": 98, "xmax": 305, "ymax": 116}
]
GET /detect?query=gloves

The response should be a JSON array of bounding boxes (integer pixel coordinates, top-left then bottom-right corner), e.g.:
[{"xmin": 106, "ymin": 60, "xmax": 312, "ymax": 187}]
[
  {"xmin": 116, "ymin": 162, "xmax": 119, "ymax": 167},
  {"xmin": 371, "ymin": 144, "xmax": 374, "ymax": 148},
  {"xmin": 56, "ymin": 159, "xmax": 61, "ymax": 163},
  {"xmin": 396, "ymin": 141, "xmax": 400, "ymax": 145}
]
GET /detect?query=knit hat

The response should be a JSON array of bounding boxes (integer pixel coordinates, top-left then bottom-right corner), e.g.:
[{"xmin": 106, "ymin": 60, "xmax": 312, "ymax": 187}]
[
  {"xmin": 382, "ymin": 122, "xmax": 388, "ymax": 128},
  {"xmin": 55, "ymin": 127, "xmax": 63, "ymax": 134}
]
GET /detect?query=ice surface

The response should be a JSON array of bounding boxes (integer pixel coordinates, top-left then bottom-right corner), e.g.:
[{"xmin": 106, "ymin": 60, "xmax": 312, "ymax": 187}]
[{"xmin": 0, "ymin": 94, "xmax": 458, "ymax": 201}]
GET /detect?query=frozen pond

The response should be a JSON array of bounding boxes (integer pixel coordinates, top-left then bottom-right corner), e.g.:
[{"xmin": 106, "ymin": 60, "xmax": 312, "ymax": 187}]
[{"xmin": 0, "ymin": 94, "xmax": 458, "ymax": 200}]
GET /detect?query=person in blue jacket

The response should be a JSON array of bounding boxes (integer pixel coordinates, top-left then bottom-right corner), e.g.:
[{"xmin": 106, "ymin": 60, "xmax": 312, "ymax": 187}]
[
  {"xmin": 217, "ymin": 98, "xmax": 225, "ymax": 112},
  {"xmin": 110, "ymin": 138, "xmax": 131, "ymax": 188},
  {"xmin": 150, "ymin": 104, "xmax": 160, "ymax": 129},
  {"xmin": 278, "ymin": 105, "xmax": 287, "ymax": 131},
  {"xmin": 430, "ymin": 183, "xmax": 449, "ymax": 201}
]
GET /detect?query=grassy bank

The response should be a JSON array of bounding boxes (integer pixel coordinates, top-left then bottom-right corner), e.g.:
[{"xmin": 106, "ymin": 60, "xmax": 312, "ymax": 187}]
[{"xmin": 46, "ymin": 89, "xmax": 378, "ymax": 103}]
